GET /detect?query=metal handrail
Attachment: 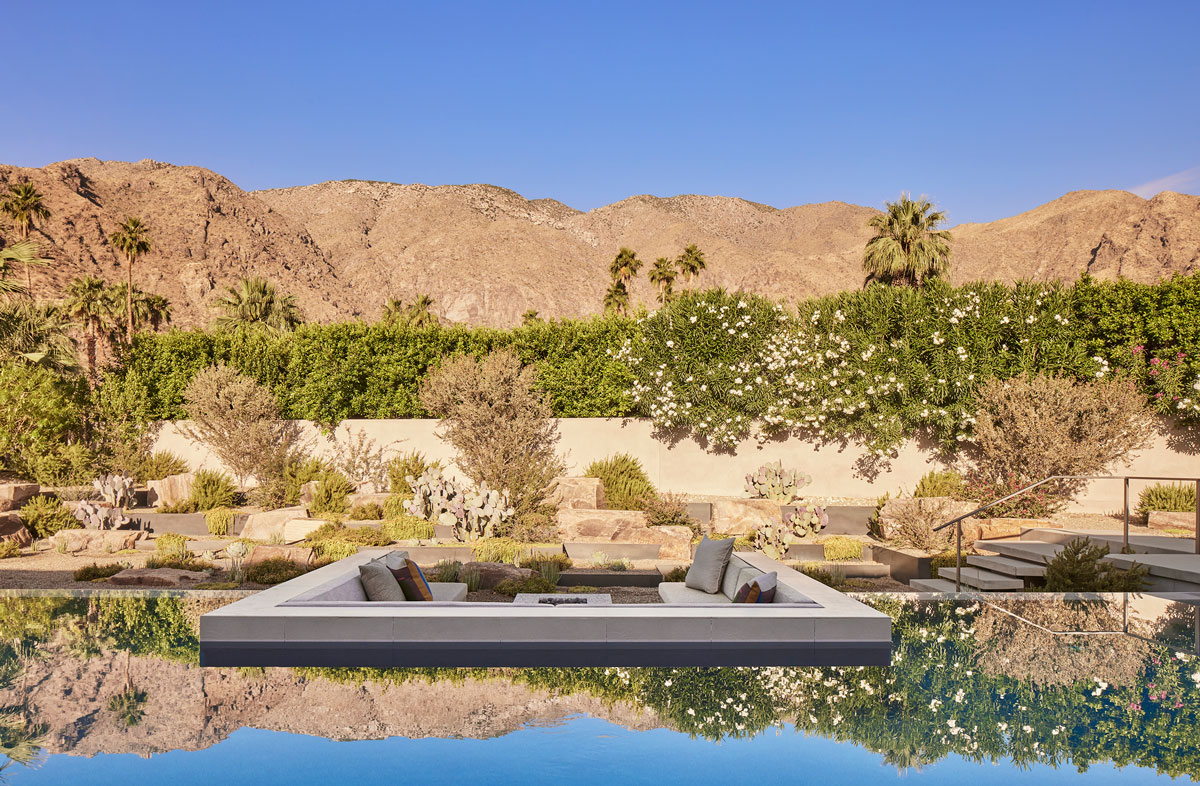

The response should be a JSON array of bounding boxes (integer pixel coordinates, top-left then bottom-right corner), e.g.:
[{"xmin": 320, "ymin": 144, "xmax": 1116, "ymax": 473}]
[{"xmin": 933, "ymin": 475, "xmax": 1200, "ymax": 591}]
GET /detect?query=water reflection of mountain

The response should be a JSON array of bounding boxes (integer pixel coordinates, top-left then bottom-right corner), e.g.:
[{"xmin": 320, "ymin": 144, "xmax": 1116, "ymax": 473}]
[{"xmin": 1, "ymin": 594, "xmax": 1199, "ymax": 780}]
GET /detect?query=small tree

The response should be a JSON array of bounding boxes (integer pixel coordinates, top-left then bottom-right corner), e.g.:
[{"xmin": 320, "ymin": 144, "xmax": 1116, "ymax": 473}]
[
  {"xmin": 420, "ymin": 348, "xmax": 566, "ymax": 521},
  {"xmin": 180, "ymin": 364, "xmax": 300, "ymax": 489},
  {"xmin": 1043, "ymin": 538, "xmax": 1147, "ymax": 592}
]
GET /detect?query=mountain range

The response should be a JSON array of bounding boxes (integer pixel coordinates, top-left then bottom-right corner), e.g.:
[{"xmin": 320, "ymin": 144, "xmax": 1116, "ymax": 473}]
[{"xmin": 1, "ymin": 158, "xmax": 1197, "ymax": 327}]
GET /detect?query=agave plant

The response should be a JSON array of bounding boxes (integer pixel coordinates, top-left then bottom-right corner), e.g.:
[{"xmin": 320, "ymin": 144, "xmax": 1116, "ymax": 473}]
[{"xmin": 745, "ymin": 460, "xmax": 811, "ymax": 503}]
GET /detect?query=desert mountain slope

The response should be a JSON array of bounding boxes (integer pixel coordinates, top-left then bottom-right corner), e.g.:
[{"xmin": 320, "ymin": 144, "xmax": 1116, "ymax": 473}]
[{"xmin": 2, "ymin": 158, "xmax": 1198, "ymax": 328}]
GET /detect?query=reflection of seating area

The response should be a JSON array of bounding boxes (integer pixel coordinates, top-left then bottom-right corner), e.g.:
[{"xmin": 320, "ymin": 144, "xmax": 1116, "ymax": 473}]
[{"xmin": 199, "ymin": 549, "xmax": 892, "ymax": 668}]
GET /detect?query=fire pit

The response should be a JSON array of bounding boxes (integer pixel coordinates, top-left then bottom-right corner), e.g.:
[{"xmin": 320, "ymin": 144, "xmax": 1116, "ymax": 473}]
[{"xmin": 513, "ymin": 593, "xmax": 612, "ymax": 606}]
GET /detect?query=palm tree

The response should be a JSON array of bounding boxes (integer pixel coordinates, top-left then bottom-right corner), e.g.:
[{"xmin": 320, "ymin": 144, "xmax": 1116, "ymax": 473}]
[
  {"xmin": 0, "ymin": 299, "xmax": 77, "ymax": 372},
  {"xmin": 648, "ymin": 257, "xmax": 678, "ymax": 305},
  {"xmin": 109, "ymin": 284, "xmax": 172, "ymax": 332},
  {"xmin": 603, "ymin": 280, "xmax": 630, "ymax": 316},
  {"xmin": 380, "ymin": 297, "xmax": 405, "ymax": 323},
  {"xmin": 108, "ymin": 217, "xmax": 151, "ymax": 342},
  {"xmin": 62, "ymin": 276, "xmax": 116, "ymax": 384},
  {"xmin": 521, "ymin": 309, "xmax": 541, "ymax": 325},
  {"xmin": 213, "ymin": 276, "xmax": 302, "ymax": 333},
  {"xmin": 676, "ymin": 244, "xmax": 707, "ymax": 283},
  {"xmin": 862, "ymin": 193, "xmax": 952, "ymax": 287},
  {"xmin": 609, "ymin": 247, "xmax": 643, "ymax": 290},
  {"xmin": 381, "ymin": 294, "xmax": 440, "ymax": 327},
  {"xmin": 0, "ymin": 184, "xmax": 51, "ymax": 294},
  {"xmin": 0, "ymin": 240, "xmax": 50, "ymax": 295}
]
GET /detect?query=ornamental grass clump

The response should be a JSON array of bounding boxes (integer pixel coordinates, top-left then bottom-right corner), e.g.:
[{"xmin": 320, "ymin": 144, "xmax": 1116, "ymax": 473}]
[
  {"xmin": 204, "ymin": 507, "xmax": 235, "ymax": 536},
  {"xmin": 381, "ymin": 514, "xmax": 433, "ymax": 540},
  {"xmin": 308, "ymin": 471, "xmax": 354, "ymax": 516},
  {"xmin": 245, "ymin": 557, "xmax": 306, "ymax": 585},
  {"xmin": 135, "ymin": 450, "xmax": 188, "ymax": 483},
  {"xmin": 1137, "ymin": 482, "xmax": 1197, "ymax": 516},
  {"xmin": 585, "ymin": 453, "xmax": 655, "ymax": 510},
  {"xmin": 822, "ymin": 536, "xmax": 864, "ymax": 562}
]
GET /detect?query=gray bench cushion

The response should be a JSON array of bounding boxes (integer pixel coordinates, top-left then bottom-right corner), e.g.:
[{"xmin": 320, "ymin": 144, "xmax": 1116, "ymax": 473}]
[
  {"xmin": 658, "ymin": 582, "xmax": 733, "ymax": 604},
  {"xmin": 432, "ymin": 583, "xmax": 468, "ymax": 602}
]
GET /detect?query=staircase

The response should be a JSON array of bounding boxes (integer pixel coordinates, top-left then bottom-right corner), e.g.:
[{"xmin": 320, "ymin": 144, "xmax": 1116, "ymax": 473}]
[{"xmin": 910, "ymin": 528, "xmax": 1200, "ymax": 592}]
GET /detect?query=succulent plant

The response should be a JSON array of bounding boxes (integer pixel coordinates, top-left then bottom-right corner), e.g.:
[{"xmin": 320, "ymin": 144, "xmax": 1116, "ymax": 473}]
[
  {"xmin": 403, "ymin": 468, "xmax": 515, "ymax": 542},
  {"xmin": 93, "ymin": 473, "xmax": 136, "ymax": 509},
  {"xmin": 751, "ymin": 504, "xmax": 829, "ymax": 560},
  {"xmin": 73, "ymin": 501, "xmax": 149, "ymax": 531},
  {"xmin": 745, "ymin": 460, "xmax": 811, "ymax": 503}
]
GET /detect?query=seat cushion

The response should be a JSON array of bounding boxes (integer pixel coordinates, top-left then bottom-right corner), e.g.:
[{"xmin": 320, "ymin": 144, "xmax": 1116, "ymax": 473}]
[
  {"xmin": 391, "ymin": 558, "xmax": 434, "ymax": 601},
  {"xmin": 359, "ymin": 562, "xmax": 406, "ymax": 601},
  {"xmin": 431, "ymin": 582, "xmax": 468, "ymax": 602},
  {"xmin": 685, "ymin": 536, "xmax": 735, "ymax": 594},
  {"xmin": 659, "ymin": 582, "xmax": 733, "ymax": 604}
]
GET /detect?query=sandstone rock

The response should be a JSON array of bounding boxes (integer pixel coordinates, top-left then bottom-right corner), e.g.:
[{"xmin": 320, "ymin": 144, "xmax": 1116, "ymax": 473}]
[
  {"xmin": 963, "ymin": 518, "xmax": 1060, "ymax": 543},
  {"xmin": 550, "ymin": 477, "xmax": 606, "ymax": 510},
  {"xmin": 876, "ymin": 497, "xmax": 976, "ymax": 543},
  {"xmin": 1148, "ymin": 511, "xmax": 1197, "ymax": 531},
  {"xmin": 147, "ymin": 473, "xmax": 193, "ymax": 509},
  {"xmin": 346, "ymin": 492, "xmax": 391, "ymax": 509},
  {"xmin": 282, "ymin": 518, "xmax": 328, "ymax": 543},
  {"xmin": 0, "ymin": 513, "xmax": 31, "ymax": 547},
  {"xmin": 244, "ymin": 544, "xmax": 314, "ymax": 568},
  {"xmin": 52, "ymin": 529, "xmax": 150, "ymax": 554},
  {"xmin": 241, "ymin": 506, "xmax": 309, "ymax": 541},
  {"xmin": 109, "ymin": 567, "xmax": 210, "ymax": 587},
  {"xmin": 299, "ymin": 481, "xmax": 320, "ymax": 506},
  {"xmin": 556, "ymin": 509, "xmax": 692, "ymax": 559},
  {"xmin": 709, "ymin": 499, "xmax": 780, "ymax": 536},
  {"xmin": 0, "ymin": 482, "xmax": 39, "ymax": 512},
  {"xmin": 461, "ymin": 561, "xmax": 534, "ymax": 589}
]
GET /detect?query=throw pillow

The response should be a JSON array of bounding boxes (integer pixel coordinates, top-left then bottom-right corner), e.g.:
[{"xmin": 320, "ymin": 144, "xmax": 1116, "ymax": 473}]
[
  {"xmin": 684, "ymin": 536, "xmax": 735, "ymax": 594},
  {"xmin": 383, "ymin": 550, "xmax": 411, "ymax": 571},
  {"xmin": 733, "ymin": 571, "xmax": 778, "ymax": 604},
  {"xmin": 391, "ymin": 558, "xmax": 434, "ymax": 602},
  {"xmin": 359, "ymin": 562, "xmax": 406, "ymax": 601}
]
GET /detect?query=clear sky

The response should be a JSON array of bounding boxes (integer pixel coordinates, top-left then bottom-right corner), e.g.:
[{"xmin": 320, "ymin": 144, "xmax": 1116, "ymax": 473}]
[{"xmin": 5, "ymin": 0, "xmax": 1199, "ymax": 223}]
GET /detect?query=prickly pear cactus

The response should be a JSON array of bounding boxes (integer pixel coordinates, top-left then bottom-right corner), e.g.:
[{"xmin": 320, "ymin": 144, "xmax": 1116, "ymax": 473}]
[
  {"xmin": 403, "ymin": 468, "xmax": 515, "ymax": 541},
  {"xmin": 73, "ymin": 501, "xmax": 134, "ymax": 530},
  {"xmin": 744, "ymin": 460, "xmax": 811, "ymax": 503},
  {"xmin": 785, "ymin": 505, "xmax": 829, "ymax": 538},
  {"xmin": 751, "ymin": 505, "xmax": 829, "ymax": 559},
  {"xmin": 94, "ymin": 473, "xmax": 136, "ymax": 509}
]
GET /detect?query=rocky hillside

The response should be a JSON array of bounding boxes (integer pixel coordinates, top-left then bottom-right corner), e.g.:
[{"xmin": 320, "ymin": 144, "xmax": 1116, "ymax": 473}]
[{"xmin": 2, "ymin": 158, "xmax": 1198, "ymax": 327}]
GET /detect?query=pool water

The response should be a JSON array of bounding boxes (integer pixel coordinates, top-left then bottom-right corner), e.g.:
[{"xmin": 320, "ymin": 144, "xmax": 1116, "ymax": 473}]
[{"xmin": 1, "ymin": 593, "xmax": 1197, "ymax": 784}]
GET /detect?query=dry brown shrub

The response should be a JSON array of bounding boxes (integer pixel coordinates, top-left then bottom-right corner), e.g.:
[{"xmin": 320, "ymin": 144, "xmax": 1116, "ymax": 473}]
[
  {"xmin": 883, "ymin": 497, "xmax": 957, "ymax": 552},
  {"xmin": 420, "ymin": 348, "xmax": 566, "ymax": 520}
]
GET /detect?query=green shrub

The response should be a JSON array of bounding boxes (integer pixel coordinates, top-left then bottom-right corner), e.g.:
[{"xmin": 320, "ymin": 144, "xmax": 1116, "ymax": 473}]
[
  {"xmin": 661, "ymin": 565, "xmax": 689, "ymax": 582},
  {"xmin": 1137, "ymin": 482, "xmax": 1197, "ymax": 516},
  {"xmin": 73, "ymin": 562, "xmax": 130, "ymax": 581},
  {"xmin": 18, "ymin": 495, "xmax": 80, "ymax": 539},
  {"xmin": 284, "ymin": 457, "xmax": 328, "ymax": 506},
  {"xmin": 508, "ymin": 511, "xmax": 557, "ymax": 543},
  {"xmin": 347, "ymin": 502, "xmax": 384, "ymax": 520},
  {"xmin": 493, "ymin": 576, "xmax": 558, "ymax": 597},
  {"xmin": 642, "ymin": 492, "xmax": 700, "ymax": 535},
  {"xmin": 867, "ymin": 492, "xmax": 891, "ymax": 540},
  {"xmin": 154, "ymin": 532, "xmax": 191, "ymax": 558},
  {"xmin": 822, "ymin": 536, "xmax": 864, "ymax": 562},
  {"xmin": 0, "ymin": 541, "xmax": 21, "ymax": 559},
  {"xmin": 0, "ymin": 362, "xmax": 85, "ymax": 485},
  {"xmin": 585, "ymin": 453, "xmax": 655, "ymax": 510},
  {"xmin": 913, "ymin": 470, "xmax": 964, "ymax": 498},
  {"xmin": 136, "ymin": 450, "xmax": 189, "ymax": 482},
  {"xmin": 929, "ymin": 548, "xmax": 977, "ymax": 572},
  {"xmin": 518, "ymin": 552, "xmax": 572, "ymax": 571},
  {"xmin": 1042, "ymin": 538, "xmax": 1148, "ymax": 592},
  {"xmin": 430, "ymin": 559, "xmax": 462, "ymax": 582},
  {"xmin": 302, "ymin": 522, "xmax": 392, "ymax": 561},
  {"xmin": 470, "ymin": 538, "xmax": 527, "ymax": 564},
  {"xmin": 204, "ymin": 507, "xmax": 236, "ymax": 536},
  {"xmin": 387, "ymin": 450, "xmax": 439, "ymax": 495},
  {"xmin": 382, "ymin": 494, "xmax": 409, "ymax": 520},
  {"xmin": 245, "ymin": 557, "xmax": 307, "ymax": 585},
  {"xmin": 309, "ymin": 471, "xmax": 354, "ymax": 516},
  {"xmin": 190, "ymin": 469, "xmax": 237, "ymax": 511},
  {"xmin": 381, "ymin": 514, "xmax": 434, "ymax": 540},
  {"xmin": 145, "ymin": 555, "xmax": 213, "ymax": 571}
]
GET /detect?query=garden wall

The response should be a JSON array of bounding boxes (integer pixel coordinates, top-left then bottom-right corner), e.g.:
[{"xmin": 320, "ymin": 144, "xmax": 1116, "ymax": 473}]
[{"xmin": 153, "ymin": 419, "xmax": 1200, "ymax": 515}]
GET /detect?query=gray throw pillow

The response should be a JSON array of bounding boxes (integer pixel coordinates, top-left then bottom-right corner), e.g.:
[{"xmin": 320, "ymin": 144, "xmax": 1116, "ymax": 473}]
[
  {"xmin": 383, "ymin": 550, "xmax": 411, "ymax": 571},
  {"xmin": 684, "ymin": 536, "xmax": 735, "ymax": 594},
  {"xmin": 359, "ymin": 562, "xmax": 406, "ymax": 601}
]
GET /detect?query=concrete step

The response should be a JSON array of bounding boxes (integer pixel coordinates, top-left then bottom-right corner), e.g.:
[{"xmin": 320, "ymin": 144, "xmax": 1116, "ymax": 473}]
[
  {"xmin": 967, "ymin": 554, "xmax": 1047, "ymax": 577},
  {"xmin": 986, "ymin": 540, "xmax": 1064, "ymax": 563},
  {"xmin": 909, "ymin": 578, "xmax": 960, "ymax": 592},
  {"xmin": 937, "ymin": 566, "xmax": 1024, "ymax": 590},
  {"xmin": 1022, "ymin": 528, "xmax": 1196, "ymax": 555}
]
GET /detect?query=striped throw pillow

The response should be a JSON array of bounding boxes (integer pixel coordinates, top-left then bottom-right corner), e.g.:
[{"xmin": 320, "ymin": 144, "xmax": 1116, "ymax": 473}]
[{"xmin": 390, "ymin": 558, "xmax": 434, "ymax": 602}]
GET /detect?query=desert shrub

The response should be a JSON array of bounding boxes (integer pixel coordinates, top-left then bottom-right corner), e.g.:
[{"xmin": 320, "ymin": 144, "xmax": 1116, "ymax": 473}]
[
  {"xmin": 381, "ymin": 514, "xmax": 434, "ymax": 540},
  {"xmin": 913, "ymin": 470, "xmax": 965, "ymax": 498},
  {"xmin": 204, "ymin": 507, "xmax": 235, "ymax": 536},
  {"xmin": 108, "ymin": 687, "xmax": 148, "ymax": 727},
  {"xmin": 72, "ymin": 562, "xmax": 130, "ymax": 582},
  {"xmin": 662, "ymin": 565, "xmax": 689, "ymax": 582},
  {"xmin": 245, "ymin": 557, "xmax": 306, "ymax": 585},
  {"xmin": 387, "ymin": 450, "xmax": 440, "ymax": 495},
  {"xmin": 347, "ymin": 502, "xmax": 384, "ymax": 521},
  {"xmin": 508, "ymin": 511, "xmax": 557, "ymax": 543},
  {"xmin": 381, "ymin": 494, "xmax": 410, "ymax": 520},
  {"xmin": 18, "ymin": 495, "xmax": 80, "ymax": 539},
  {"xmin": 282, "ymin": 456, "xmax": 327, "ymax": 506},
  {"xmin": 960, "ymin": 472, "xmax": 1066, "ymax": 518},
  {"xmin": 419, "ymin": 348, "xmax": 566, "ymax": 519},
  {"xmin": 180, "ymin": 363, "xmax": 302, "ymax": 488},
  {"xmin": 0, "ymin": 362, "xmax": 86, "ymax": 484},
  {"xmin": 885, "ymin": 498, "xmax": 955, "ymax": 552},
  {"xmin": 642, "ymin": 492, "xmax": 700, "ymax": 535},
  {"xmin": 430, "ymin": 559, "xmax": 462, "ymax": 582},
  {"xmin": 330, "ymin": 425, "xmax": 393, "ymax": 489},
  {"xmin": 972, "ymin": 375, "xmax": 1155, "ymax": 487},
  {"xmin": 460, "ymin": 565, "xmax": 483, "ymax": 591},
  {"xmin": 800, "ymin": 563, "xmax": 845, "ymax": 588},
  {"xmin": 249, "ymin": 450, "xmax": 320, "ymax": 509},
  {"xmin": 136, "ymin": 450, "xmax": 189, "ymax": 482},
  {"xmin": 1137, "ymin": 482, "xmax": 1197, "ymax": 516},
  {"xmin": 866, "ymin": 492, "xmax": 891, "ymax": 540},
  {"xmin": 155, "ymin": 532, "xmax": 191, "ymax": 558},
  {"xmin": 0, "ymin": 541, "xmax": 20, "ymax": 559},
  {"xmin": 518, "ymin": 552, "xmax": 572, "ymax": 571},
  {"xmin": 302, "ymin": 523, "xmax": 391, "ymax": 561},
  {"xmin": 308, "ymin": 471, "xmax": 355, "ymax": 516},
  {"xmin": 190, "ymin": 469, "xmax": 237, "ymax": 512},
  {"xmin": 493, "ymin": 576, "xmax": 558, "ymax": 597},
  {"xmin": 929, "ymin": 548, "xmax": 978, "ymax": 572},
  {"xmin": 822, "ymin": 536, "xmax": 864, "ymax": 561},
  {"xmin": 470, "ymin": 538, "xmax": 528, "ymax": 564},
  {"xmin": 534, "ymin": 559, "xmax": 562, "ymax": 584},
  {"xmin": 585, "ymin": 453, "xmax": 655, "ymax": 510},
  {"xmin": 145, "ymin": 555, "xmax": 213, "ymax": 571},
  {"xmin": 28, "ymin": 441, "xmax": 96, "ymax": 488},
  {"xmin": 1042, "ymin": 538, "xmax": 1148, "ymax": 592},
  {"xmin": 194, "ymin": 581, "xmax": 239, "ymax": 590}
]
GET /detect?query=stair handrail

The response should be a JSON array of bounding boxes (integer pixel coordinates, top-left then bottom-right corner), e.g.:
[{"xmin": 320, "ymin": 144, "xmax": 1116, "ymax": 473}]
[{"xmin": 929, "ymin": 474, "xmax": 1200, "ymax": 592}]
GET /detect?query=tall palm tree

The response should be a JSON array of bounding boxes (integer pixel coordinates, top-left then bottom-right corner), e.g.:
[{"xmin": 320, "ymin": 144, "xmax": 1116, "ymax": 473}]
[
  {"xmin": 0, "ymin": 240, "xmax": 50, "ymax": 295},
  {"xmin": 212, "ymin": 276, "xmax": 302, "ymax": 333},
  {"xmin": 603, "ymin": 280, "xmax": 630, "ymax": 316},
  {"xmin": 62, "ymin": 276, "xmax": 117, "ymax": 384},
  {"xmin": 609, "ymin": 247, "xmax": 643, "ymax": 290},
  {"xmin": 109, "ymin": 284, "xmax": 172, "ymax": 332},
  {"xmin": 381, "ymin": 294, "xmax": 440, "ymax": 327},
  {"xmin": 0, "ymin": 184, "xmax": 52, "ymax": 294},
  {"xmin": 380, "ymin": 297, "xmax": 405, "ymax": 323},
  {"xmin": 862, "ymin": 193, "xmax": 952, "ymax": 287},
  {"xmin": 0, "ymin": 298, "xmax": 77, "ymax": 373},
  {"xmin": 108, "ymin": 217, "xmax": 151, "ymax": 342},
  {"xmin": 648, "ymin": 257, "xmax": 678, "ymax": 305},
  {"xmin": 676, "ymin": 244, "xmax": 707, "ymax": 283}
]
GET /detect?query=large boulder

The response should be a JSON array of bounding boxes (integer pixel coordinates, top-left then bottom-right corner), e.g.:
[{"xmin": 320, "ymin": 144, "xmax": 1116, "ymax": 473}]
[
  {"xmin": 146, "ymin": 473, "xmax": 193, "ymax": 509},
  {"xmin": 241, "ymin": 506, "xmax": 309, "ymax": 541},
  {"xmin": 556, "ymin": 509, "xmax": 693, "ymax": 560},
  {"xmin": 52, "ymin": 529, "xmax": 150, "ymax": 554},
  {"xmin": 0, "ymin": 482, "xmax": 39, "ymax": 512},
  {"xmin": 0, "ymin": 512, "xmax": 31, "ymax": 547},
  {"xmin": 299, "ymin": 481, "xmax": 321, "ymax": 506},
  {"xmin": 243, "ymin": 544, "xmax": 313, "ymax": 568},
  {"xmin": 550, "ymin": 477, "xmax": 607, "ymax": 510},
  {"xmin": 461, "ymin": 561, "xmax": 534, "ymax": 589},
  {"xmin": 282, "ymin": 517, "xmax": 328, "ymax": 543},
  {"xmin": 109, "ymin": 567, "xmax": 209, "ymax": 587},
  {"xmin": 962, "ymin": 518, "xmax": 1060, "ymax": 542},
  {"xmin": 710, "ymin": 499, "xmax": 780, "ymax": 536}
]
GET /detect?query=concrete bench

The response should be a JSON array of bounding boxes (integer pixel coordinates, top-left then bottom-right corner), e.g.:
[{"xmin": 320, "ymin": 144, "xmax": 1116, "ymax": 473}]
[{"xmin": 657, "ymin": 553, "xmax": 818, "ymax": 605}]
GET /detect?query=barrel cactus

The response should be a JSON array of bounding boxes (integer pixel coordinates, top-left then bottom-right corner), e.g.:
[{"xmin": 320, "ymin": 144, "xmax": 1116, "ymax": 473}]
[{"xmin": 745, "ymin": 460, "xmax": 811, "ymax": 503}]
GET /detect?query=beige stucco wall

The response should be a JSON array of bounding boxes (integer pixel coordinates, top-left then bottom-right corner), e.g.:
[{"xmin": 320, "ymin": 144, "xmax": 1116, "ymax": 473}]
[{"xmin": 153, "ymin": 418, "xmax": 1200, "ymax": 515}]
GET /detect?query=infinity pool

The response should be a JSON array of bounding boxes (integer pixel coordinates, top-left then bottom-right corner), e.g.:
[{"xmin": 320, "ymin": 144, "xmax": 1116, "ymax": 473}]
[{"xmin": 1, "ymin": 593, "xmax": 1196, "ymax": 784}]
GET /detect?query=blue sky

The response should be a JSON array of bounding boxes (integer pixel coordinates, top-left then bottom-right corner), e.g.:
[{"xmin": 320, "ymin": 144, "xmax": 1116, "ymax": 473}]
[{"xmin": 5, "ymin": 0, "xmax": 1199, "ymax": 223}]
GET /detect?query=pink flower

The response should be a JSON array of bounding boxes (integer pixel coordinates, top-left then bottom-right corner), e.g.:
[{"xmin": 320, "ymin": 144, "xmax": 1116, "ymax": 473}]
[
  {"xmin": 1156, "ymin": 392, "xmax": 1165, "ymax": 398},
  {"xmin": 1133, "ymin": 345, "xmax": 1145, "ymax": 354},
  {"xmin": 1152, "ymin": 358, "xmax": 1162, "ymax": 366},
  {"xmin": 1179, "ymin": 352, "xmax": 1187, "ymax": 360},
  {"xmin": 1129, "ymin": 702, "xmax": 1142, "ymax": 712},
  {"xmin": 1150, "ymin": 369, "xmax": 1160, "ymax": 376}
]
